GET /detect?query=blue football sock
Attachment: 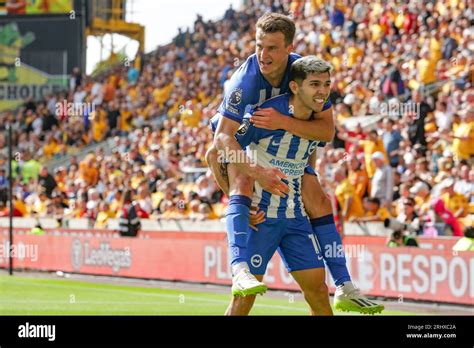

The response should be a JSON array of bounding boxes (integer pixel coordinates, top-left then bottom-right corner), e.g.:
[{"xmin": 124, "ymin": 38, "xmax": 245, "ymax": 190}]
[
  {"xmin": 226, "ymin": 195, "xmax": 252, "ymax": 267},
  {"xmin": 311, "ymin": 214, "xmax": 351, "ymax": 286}
]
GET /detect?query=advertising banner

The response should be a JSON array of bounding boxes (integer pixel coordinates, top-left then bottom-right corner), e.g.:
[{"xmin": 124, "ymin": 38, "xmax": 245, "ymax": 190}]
[
  {"xmin": 0, "ymin": 15, "xmax": 84, "ymax": 111},
  {"xmin": 0, "ymin": 0, "xmax": 73, "ymax": 15},
  {"xmin": 1, "ymin": 231, "xmax": 472, "ymax": 305}
]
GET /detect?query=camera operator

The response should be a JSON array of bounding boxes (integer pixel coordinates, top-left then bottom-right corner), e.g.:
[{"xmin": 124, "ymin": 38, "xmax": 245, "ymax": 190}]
[
  {"xmin": 387, "ymin": 230, "xmax": 419, "ymax": 247},
  {"xmin": 452, "ymin": 226, "xmax": 474, "ymax": 252},
  {"xmin": 385, "ymin": 197, "xmax": 420, "ymax": 247},
  {"xmin": 118, "ymin": 189, "xmax": 141, "ymax": 237}
]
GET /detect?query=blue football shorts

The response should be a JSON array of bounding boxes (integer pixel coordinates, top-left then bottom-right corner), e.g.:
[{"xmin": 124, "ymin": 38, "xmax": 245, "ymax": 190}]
[{"xmin": 246, "ymin": 217, "xmax": 325, "ymax": 275}]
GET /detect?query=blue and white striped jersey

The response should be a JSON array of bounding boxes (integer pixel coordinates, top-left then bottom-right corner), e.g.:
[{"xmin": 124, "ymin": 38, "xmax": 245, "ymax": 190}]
[{"xmin": 237, "ymin": 94, "xmax": 322, "ymax": 219}]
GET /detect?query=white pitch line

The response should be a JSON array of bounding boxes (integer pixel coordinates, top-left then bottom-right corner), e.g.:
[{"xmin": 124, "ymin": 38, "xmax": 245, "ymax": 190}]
[
  {"xmin": 0, "ymin": 299, "xmax": 302, "ymax": 309},
  {"xmin": 2, "ymin": 277, "xmax": 309, "ymax": 313}
]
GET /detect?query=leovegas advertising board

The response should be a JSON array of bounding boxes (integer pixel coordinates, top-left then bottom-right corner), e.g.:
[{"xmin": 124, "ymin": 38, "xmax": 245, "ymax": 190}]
[{"xmin": 0, "ymin": 232, "xmax": 472, "ymax": 305}]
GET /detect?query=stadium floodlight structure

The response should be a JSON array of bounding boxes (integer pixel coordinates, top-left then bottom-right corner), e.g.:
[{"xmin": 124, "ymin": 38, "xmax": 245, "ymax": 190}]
[{"xmin": 85, "ymin": 0, "xmax": 144, "ymax": 65}]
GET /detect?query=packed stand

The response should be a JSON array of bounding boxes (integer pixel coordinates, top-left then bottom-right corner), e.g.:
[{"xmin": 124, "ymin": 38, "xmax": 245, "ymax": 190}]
[
  {"xmin": 0, "ymin": 0, "xmax": 472, "ymax": 235},
  {"xmin": 293, "ymin": 0, "xmax": 473, "ymax": 237}
]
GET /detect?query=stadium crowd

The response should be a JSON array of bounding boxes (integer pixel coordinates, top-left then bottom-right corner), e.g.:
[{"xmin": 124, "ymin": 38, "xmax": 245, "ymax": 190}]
[{"xmin": 0, "ymin": 0, "xmax": 472, "ymax": 235}]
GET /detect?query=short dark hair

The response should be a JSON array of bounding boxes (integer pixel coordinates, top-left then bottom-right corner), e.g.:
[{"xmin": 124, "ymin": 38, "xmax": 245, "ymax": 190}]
[
  {"xmin": 289, "ymin": 56, "xmax": 333, "ymax": 85},
  {"xmin": 256, "ymin": 13, "xmax": 296, "ymax": 46},
  {"xmin": 123, "ymin": 190, "xmax": 134, "ymax": 204},
  {"xmin": 367, "ymin": 197, "xmax": 381, "ymax": 207},
  {"xmin": 464, "ymin": 226, "xmax": 474, "ymax": 238}
]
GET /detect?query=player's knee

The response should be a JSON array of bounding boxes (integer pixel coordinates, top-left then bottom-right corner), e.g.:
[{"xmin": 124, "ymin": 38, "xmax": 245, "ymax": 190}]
[
  {"xmin": 319, "ymin": 193, "xmax": 332, "ymax": 213},
  {"xmin": 304, "ymin": 190, "xmax": 332, "ymax": 218},
  {"xmin": 205, "ymin": 144, "xmax": 218, "ymax": 165},
  {"xmin": 304, "ymin": 282, "xmax": 328, "ymax": 301},
  {"xmin": 303, "ymin": 197, "xmax": 319, "ymax": 218},
  {"xmin": 234, "ymin": 172, "xmax": 252, "ymax": 187},
  {"xmin": 230, "ymin": 172, "xmax": 253, "ymax": 196},
  {"xmin": 316, "ymin": 282, "xmax": 329, "ymax": 295}
]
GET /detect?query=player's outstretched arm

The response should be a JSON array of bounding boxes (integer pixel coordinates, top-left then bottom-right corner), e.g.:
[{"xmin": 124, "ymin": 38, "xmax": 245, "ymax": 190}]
[
  {"xmin": 251, "ymin": 107, "xmax": 335, "ymax": 142},
  {"xmin": 214, "ymin": 116, "xmax": 289, "ymax": 197}
]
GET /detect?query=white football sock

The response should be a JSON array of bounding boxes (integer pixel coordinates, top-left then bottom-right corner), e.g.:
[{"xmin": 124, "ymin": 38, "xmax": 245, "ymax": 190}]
[
  {"xmin": 232, "ymin": 261, "xmax": 249, "ymax": 276},
  {"xmin": 339, "ymin": 281, "xmax": 355, "ymax": 290}
]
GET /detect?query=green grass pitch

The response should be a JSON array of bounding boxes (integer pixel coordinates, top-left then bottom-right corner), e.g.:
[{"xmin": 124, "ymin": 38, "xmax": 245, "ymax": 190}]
[{"xmin": 0, "ymin": 274, "xmax": 418, "ymax": 315}]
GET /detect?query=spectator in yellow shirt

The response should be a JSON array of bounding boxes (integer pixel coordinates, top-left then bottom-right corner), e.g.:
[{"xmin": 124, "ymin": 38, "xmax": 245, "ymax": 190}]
[
  {"xmin": 33, "ymin": 191, "xmax": 49, "ymax": 216},
  {"xmin": 189, "ymin": 199, "xmax": 205, "ymax": 220},
  {"xmin": 353, "ymin": 197, "xmax": 392, "ymax": 222},
  {"xmin": 92, "ymin": 106, "xmax": 108, "ymax": 143},
  {"xmin": 79, "ymin": 154, "xmax": 99, "ymax": 186},
  {"xmin": 109, "ymin": 189, "xmax": 123, "ymax": 215},
  {"xmin": 409, "ymin": 181, "xmax": 431, "ymax": 217},
  {"xmin": 94, "ymin": 202, "xmax": 116, "ymax": 228},
  {"xmin": 348, "ymin": 155, "xmax": 369, "ymax": 199},
  {"xmin": 369, "ymin": 21, "xmax": 383, "ymax": 42},
  {"xmin": 334, "ymin": 103, "xmax": 351, "ymax": 123},
  {"xmin": 439, "ymin": 177, "xmax": 469, "ymax": 218},
  {"xmin": 119, "ymin": 104, "xmax": 133, "ymax": 132},
  {"xmin": 319, "ymin": 25, "xmax": 332, "ymax": 49},
  {"xmin": 346, "ymin": 40, "xmax": 363, "ymax": 68},
  {"xmin": 153, "ymin": 83, "xmax": 173, "ymax": 107},
  {"xmin": 429, "ymin": 31, "xmax": 442, "ymax": 63},
  {"xmin": 334, "ymin": 166, "xmax": 365, "ymax": 221},
  {"xmin": 180, "ymin": 100, "xmax": 201, "ymax": 128},
  {"xmin": 197, "ymin": 202, "xmax": 218, "ymax": 220},
  {"xmin": 330, "ymin": 47, "xmax": 343, "ymax": 71},
  {"xmin": 451, "ymin": 108, "xmax": 474, "ymax": 161},
  {"xmin": 54, "ymin": 166, "xmax": 67, "ymax": 192},
  {"xmin": 43, "ymin": 134, "xmax": 58, "ymax": 159},
  {"xmin": 416, "ymin": 49, "xmax": 437, "ymax": 85},
  {"xmin": 43, "ymin": 135, "xmax": 65, "ymax": 160},
  {"xmin": 159, "ymin": 200, "xmax": 185, "ymax": 219},
  {"xmin": 339, "ymin": 130, "xmax": 388, "ymax": 178},
  {"xmin": 434, "ymin": 156, "xmax": 453, "ymax": 183}
]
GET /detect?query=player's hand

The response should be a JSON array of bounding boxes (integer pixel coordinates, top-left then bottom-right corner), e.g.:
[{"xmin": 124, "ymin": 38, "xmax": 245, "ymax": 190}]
[
  {"xmin": 250, "ymin": 107, "xmax": 286, "ymax": 130},
  {"xmin": 249, "ymin": 205, "xmax": 265, "ymax": 231},
  {"xmin": 255, "ymin": 167, "xmax": 289, "ymax": 197}
]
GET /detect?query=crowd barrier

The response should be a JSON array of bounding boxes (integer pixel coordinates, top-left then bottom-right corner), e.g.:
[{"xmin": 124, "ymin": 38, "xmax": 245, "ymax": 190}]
[
  {"xmin": 1, "ymin": 228, "xmax": 472, "ymax": 306},
  {"xmin": 0, "ymin": 218, "xmax": 405, "ymax": 236}
]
